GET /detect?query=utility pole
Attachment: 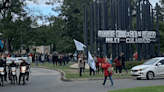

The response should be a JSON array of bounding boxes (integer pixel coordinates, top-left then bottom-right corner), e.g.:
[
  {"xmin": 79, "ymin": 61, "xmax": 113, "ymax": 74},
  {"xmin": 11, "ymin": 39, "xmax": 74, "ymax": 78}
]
[{"xmin": 20, "ymin": 25, "xmax": 22, "ymax": 54}]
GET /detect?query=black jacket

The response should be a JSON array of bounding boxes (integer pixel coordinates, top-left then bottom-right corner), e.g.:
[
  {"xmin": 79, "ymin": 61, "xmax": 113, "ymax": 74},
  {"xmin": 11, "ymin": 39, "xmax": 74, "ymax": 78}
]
[
  {"xmin": 0, "ymin": 63, "xmax": 5, "ymax": 67},
  {"xmin": 9, "ymin": 63, "xmax": 18, "ymax": 67},
  {"xmin": 121, "ymin": 55, "xmax": 125, "ymax": 65},
  {"xmin": 20, "ymin": 62, "xmax": 29, "ymax": 66}
]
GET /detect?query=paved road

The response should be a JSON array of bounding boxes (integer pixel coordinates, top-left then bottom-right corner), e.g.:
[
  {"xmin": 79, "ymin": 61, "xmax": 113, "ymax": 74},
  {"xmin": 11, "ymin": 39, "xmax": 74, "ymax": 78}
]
[{"xmin": 2, "ymin": 68, "xmax": 164, "ymax": 92}]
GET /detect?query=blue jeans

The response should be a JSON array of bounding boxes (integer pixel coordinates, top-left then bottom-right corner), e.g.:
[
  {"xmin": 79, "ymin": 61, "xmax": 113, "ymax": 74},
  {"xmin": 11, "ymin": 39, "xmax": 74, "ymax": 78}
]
[
  {"xmin": 66, "ymin": 61, "xmax": 69, "ymax": 65},
  {"xmin": 42, "ymin": 60, "xmax": 45, "ymax": 66},
  {"xmin": 36, "ymin": 61, "xmax": 38, "ymax": 66},
  {"xmin": 29, "ymin": 65, "xmax": 31, "ymax": 72},
  {"xmin": 103, "ymin": 75, "xmax": 113, "ymax": 85},
  {"xmin": 49, "ymin": 59, "xmax": 52, "ymax": 64},
  {"xmin": 122, "ymin": 64, "xmax": 128, "ymax": 72}
]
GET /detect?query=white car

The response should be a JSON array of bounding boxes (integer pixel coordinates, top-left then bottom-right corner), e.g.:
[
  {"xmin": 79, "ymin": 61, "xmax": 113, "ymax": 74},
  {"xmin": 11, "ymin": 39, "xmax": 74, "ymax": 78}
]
[{"xmin": 131, "ymin": 57, "xmax": 164, "ymax": 80}]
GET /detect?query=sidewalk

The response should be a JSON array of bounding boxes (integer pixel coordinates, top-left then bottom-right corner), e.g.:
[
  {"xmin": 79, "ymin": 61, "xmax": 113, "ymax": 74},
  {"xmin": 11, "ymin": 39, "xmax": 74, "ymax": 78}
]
[{"xmin": 70, "ymin": 63, "xmax": 90, "ymax": 69}]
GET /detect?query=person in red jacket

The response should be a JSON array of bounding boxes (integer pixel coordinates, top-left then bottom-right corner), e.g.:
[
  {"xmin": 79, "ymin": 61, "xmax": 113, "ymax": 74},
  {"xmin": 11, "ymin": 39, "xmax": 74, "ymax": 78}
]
[
  {"xmin": 100, "ymin": 56, "xmax": 105, "ymax": 74},
  {"xmin": 96, "ymin": 56, "xmax": 101, "ymax": 74},
  {"xmin": 114, "ymin": 56, "xmax": 122, "ymax": 75},
  {"xmin": 134, "ymin": 52, "xmax": 138, "ymax": 60},
  {"xmin": 101, "ymin": 59, "xmax": 114, "ymax": 86}
]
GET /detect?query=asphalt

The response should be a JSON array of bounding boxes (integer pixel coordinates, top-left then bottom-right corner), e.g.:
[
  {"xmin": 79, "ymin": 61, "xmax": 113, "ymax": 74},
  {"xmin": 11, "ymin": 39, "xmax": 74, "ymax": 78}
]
[{"xmin": 1, "ymin": 67, "xmax": 164, "ymax": 92}]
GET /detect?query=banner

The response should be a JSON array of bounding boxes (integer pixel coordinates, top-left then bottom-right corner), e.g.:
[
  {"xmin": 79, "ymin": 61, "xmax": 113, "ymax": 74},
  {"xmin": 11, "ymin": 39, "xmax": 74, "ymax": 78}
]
[
  {"xmin": 6, "ymin": 57, "xmax": 28, "ymax": 64},
  {"xmin": 88, "ymin": 51, "xmax": 96, "ymax": 71},
  {"xmin": 73, "ymin": 39, "xmax": 86, "ymax": 51}
]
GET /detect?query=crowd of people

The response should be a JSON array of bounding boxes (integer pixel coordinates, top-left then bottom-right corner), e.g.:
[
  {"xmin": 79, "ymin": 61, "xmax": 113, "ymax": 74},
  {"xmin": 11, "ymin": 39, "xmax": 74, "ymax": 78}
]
[
  {"xmin": 78, "ymin": 52, "xmax": 128, "ymax": 76},
  {"xmin": 77, "ymin": 52, "xmax": 129, "ymax": 86},
  {"xmin": 0, "ymin": 51, "xmax": 129, "ymax": 86},
  {"xmin": 0, "ymin": 52, "xmax": 75, "ymax": 67},
  {"xmin": 35, "ymin": 53, "xmax": 74, "ymax": 66}
]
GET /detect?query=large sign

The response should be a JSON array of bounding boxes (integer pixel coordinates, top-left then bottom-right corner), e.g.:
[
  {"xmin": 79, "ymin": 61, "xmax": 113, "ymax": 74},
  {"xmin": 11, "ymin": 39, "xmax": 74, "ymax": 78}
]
[{"xmin": 98, "ymin": 30, "xmax": 156, "ymax": 43}]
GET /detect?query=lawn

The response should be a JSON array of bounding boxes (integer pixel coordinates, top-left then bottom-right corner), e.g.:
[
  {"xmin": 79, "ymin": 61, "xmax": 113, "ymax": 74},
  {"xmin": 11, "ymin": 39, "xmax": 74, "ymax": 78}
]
[
  {"xmin": 31, "ymin": 62, "xmax": 131, "ymax": 80},
  {"xmin": 108, "ymin": 85, "xmax": 164, "ymax": 92}
]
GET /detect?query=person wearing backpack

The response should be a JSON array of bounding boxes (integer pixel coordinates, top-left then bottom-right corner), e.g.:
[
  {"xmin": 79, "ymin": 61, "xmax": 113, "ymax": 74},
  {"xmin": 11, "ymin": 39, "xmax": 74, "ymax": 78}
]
[{"xmin": 101, "ymin": 58, "xmax": 113, "ymax": 86}]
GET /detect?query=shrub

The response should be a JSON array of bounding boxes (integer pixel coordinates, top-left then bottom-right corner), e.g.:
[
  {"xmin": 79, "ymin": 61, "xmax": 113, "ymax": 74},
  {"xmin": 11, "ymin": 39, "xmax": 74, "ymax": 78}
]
[{"xmin": 125, "ymin": 60, "xmax": 146, "ymax": 70}]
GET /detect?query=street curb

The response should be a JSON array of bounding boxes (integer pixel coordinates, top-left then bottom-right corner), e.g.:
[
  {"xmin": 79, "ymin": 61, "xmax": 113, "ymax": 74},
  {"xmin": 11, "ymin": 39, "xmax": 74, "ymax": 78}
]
[
  {"xmin": 32, "ymin": 66, "xmax": 73, "ymax": 82},
  {"xmin": 70, "ymin": 77, "xmax": 133, "ymax": 81},
  {"xmin": 32, "ymin": 67, "xmax": 133, "ymax": 82}
]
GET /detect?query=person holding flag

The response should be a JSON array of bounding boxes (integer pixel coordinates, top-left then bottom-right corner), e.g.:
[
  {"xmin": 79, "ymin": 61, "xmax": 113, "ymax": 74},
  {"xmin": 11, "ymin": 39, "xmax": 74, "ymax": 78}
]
[
  {"xmin": 89, "ymin": 55, "xmax": 97, "ymax": 77},
  {"xmin": 78, "ymin": 55, "xmax": 85, "ymax": 77}
]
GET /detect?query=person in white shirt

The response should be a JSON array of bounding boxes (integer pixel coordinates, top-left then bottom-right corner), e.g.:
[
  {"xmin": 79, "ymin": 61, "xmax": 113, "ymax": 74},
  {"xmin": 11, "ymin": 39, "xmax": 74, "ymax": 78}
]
[{"xmin": 27, "ymin": 56, "xmax": 32, "ymax": 72}]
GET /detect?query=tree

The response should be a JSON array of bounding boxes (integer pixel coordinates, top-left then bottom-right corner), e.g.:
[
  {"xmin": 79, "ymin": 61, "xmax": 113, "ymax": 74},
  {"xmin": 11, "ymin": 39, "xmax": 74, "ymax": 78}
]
[
  {"xmin": 56, "ymin": 36, "xmax": 75, "ymax": 53},
  {"xmin": 0, "ymin": 0, "xmax": 42, "ymax": 52},
  {"xmin": 49, "ymin": 0, "xmax": 94, "ymax": 42}
]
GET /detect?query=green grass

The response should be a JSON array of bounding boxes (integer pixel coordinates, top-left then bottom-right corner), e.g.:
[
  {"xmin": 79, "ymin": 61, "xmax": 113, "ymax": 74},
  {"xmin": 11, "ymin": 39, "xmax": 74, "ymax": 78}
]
[
  {"xmin": 31, "ymin": 62, "xmax": 131, "ymax": 80},
  {"xmin": 108, "ymin": 85, "xmax": 164, "ymax": 92}
]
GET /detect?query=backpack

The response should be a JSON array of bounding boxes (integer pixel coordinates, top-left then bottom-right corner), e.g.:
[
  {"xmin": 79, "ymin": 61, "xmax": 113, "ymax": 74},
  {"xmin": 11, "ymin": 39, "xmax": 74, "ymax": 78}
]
[{"xmin": 108, "ymin": 66, "xmax": 113, "ymax": 73}]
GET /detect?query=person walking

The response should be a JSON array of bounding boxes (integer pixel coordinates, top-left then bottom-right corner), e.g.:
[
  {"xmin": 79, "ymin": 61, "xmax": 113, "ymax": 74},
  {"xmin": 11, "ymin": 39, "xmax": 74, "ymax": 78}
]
[
  {"xmin": 83, "ymin": 56, "xmax": 86, "ymax": 72},
  {"xmin": 63, "ymin": 54, "xmax": 66, "ymax": 67},
  {"xmin": 27, "ymin": 56, "xmax": 32, "ymax": 72},
  {"xmin": 78, "ymin": 55, "xmax": 84, "ymax": 77},
  {"xmin": 89, "ymin": 55, "xmax": 96, "ymax": 77},
  {"xmin": 39, "ymin": 54, "xmax": 41, "ymax": 63},
  {"xmin": 121, "ymin": 52, "xmax": 128, "ymax": 74},
  {"xmin": 114, "ymin": 56, "xmax": 122, "ymax": 75},
  {"xmin": 101, "ymin": 58, "xmax": 114, "ymax": 86},
  {"xmin": 35, "ymin": 54, "xmax": 39, "ymax": 66},
  {"xmin": 59, "ymin": 54, "xmax": 63, "ymax": 66},
  {"xmin": 70, "ymin": 53, "xmax": 73, "ymax": 62},
  {"xmin": 55, "ymin": 54, "xmax": 59, "ymax": 66},
  {"xmin": 41, "ymin": 53, "xmax": 45, "ymax": 66},
  {"xmin": 52, "ymin": 54, "xmax": 55, "ymax": 66},
  {"xmin": 66, "ymin": 54, "xmax": 69, "ymax": 66},
  {"xmin": 49, "ymin": 53, "xmax": 52, "ymax": 64}
]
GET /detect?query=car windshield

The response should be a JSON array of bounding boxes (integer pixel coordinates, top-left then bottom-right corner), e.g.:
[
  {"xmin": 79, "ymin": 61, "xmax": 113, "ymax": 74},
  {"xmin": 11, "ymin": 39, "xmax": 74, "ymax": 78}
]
[{"xmin": 143, "ymin": 59, "xmax": 159, "ymax": 65}]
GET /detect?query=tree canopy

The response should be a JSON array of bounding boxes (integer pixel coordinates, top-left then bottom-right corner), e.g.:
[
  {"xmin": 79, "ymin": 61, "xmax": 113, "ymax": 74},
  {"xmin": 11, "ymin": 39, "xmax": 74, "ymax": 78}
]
[{"xmin": 1, "ymin": 0, "xmax": 164, "ymax": 54}]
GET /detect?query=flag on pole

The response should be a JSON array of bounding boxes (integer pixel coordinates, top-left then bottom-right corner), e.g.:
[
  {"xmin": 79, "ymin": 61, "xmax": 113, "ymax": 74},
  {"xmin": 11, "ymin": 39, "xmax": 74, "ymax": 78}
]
[
  {"xmin": 88, "ymin": 51, "xmax": 97, "ymax": 71},
  {"xmin": 73, "ymin": 39, "xmax": 86, "ymax": 51}
]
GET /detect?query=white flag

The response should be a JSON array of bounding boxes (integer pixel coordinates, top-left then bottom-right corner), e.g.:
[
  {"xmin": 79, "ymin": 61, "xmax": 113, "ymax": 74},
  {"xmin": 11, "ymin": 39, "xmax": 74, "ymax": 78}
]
[
  {"xmin": 73, "ymin": 39, "xmax": 86, "ymax": 51},
  {"xmin": 88, "ymin": 51, "xmax": 97, "ymax": 71}
]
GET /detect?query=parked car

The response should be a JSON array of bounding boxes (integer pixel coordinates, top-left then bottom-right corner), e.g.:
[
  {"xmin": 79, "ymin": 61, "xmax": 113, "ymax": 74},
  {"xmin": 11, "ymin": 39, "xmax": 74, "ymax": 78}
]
[{"xmin": 131, "ymin": 57, "xmax": 164, "ymax": 80}]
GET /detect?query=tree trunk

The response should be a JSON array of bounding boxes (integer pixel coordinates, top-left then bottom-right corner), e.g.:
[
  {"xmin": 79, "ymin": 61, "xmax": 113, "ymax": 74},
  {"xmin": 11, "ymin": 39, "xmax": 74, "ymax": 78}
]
[{"xmin": 5, "ymin": 38, "xmax": 11, "ymax": 53}]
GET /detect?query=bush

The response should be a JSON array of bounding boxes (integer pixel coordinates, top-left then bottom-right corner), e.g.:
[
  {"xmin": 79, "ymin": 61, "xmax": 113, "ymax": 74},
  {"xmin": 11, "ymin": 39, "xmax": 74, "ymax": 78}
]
[{"xmin": 125, "ymin": 60, "xmax": 146, "ymax": 70}]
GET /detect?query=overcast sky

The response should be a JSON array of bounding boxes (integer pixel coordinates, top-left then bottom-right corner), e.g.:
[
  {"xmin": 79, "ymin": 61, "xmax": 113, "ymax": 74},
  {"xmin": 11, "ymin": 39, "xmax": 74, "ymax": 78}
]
[
  {"xmin": 149, "ymin": 0, "xmax": 160, "ymax": 7},
  {"xmin": 26, "ymin": 0, "xmax": 160, "ymax": 25}
]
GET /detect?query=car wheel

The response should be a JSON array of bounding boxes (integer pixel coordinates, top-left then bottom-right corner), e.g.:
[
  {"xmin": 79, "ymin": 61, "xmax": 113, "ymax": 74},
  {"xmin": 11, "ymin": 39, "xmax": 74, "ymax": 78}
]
[
  {"xmin": 147, "ymin": 72, "xmax": 154, "ymax": 80},
  {"xmin": 136, "ymin": 78, "xmax": 141, "ymax": 80}
]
